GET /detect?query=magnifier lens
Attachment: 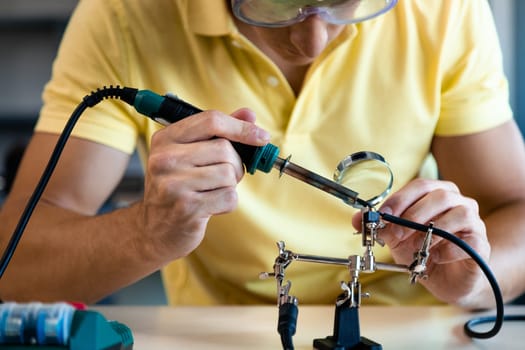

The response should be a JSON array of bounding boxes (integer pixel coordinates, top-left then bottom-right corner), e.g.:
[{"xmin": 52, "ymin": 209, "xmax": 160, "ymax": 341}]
[{"xmin": 334, "ymin": 151, "xmax": 393, "ymax": 207}]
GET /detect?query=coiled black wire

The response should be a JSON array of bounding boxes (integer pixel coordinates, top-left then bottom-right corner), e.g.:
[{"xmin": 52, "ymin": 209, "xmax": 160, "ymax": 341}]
[{"xmin": 379, "ymin": 212, "xmax": 505, "ymax": 339}]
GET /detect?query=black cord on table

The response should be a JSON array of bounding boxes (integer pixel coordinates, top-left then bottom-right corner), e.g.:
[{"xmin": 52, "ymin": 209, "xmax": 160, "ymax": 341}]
[{"xmin": 379, "ymin": 212, "xmax": 508, "ymax": 339}]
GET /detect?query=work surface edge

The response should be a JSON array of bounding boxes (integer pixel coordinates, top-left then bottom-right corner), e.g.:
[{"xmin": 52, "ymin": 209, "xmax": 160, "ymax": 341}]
[{"xmin": 92, "ymin": 305, "xmax": 525, "ymax": 349}]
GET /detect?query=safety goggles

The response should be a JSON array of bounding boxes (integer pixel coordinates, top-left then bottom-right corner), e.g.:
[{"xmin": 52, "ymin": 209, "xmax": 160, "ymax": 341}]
[{"xmin": 231, "ymin": 0, "xmax": 398, "ymax": 28}]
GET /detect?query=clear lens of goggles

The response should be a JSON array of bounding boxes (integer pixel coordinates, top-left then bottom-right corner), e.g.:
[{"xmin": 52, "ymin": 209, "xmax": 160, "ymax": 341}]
[{"xmin": 231, "ymin": 0, "xmax": 398, "ymax": 28}]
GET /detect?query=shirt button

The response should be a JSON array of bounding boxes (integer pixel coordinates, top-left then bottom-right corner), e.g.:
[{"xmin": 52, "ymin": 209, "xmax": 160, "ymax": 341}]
[{"xmin": 267, "ymin": 76, "xmax": 279, "ymax": 87}]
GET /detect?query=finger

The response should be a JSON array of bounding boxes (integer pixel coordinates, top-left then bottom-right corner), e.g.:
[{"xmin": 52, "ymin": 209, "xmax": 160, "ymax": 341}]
[
  {"xmin": 231, "ymin": 108, "xmax": 257, "ymax": 123},
  {"xmin": 156, "ymin": 109, "xmax": 270, "ymax": 146},
  {"xmin": 198, "ymin": 186, "xmax": 240, "ymax": 215},
  {"xmin": 351, "ymin": 211, "xmax": 361, "ymax": 231},
  {"xmin": 381, "ymin": 187, "xmax": 474, "ymax": 243},
  {"xmin": 380, "ymin": 207, "xmax": 470, "ymax": 255},
  {"xmin": 409, "ymin": 197, "xmax": 485, "ymax": 262},
  {"xmin": 145, "ymin": 164, "xmax": 240, "ymax": 218},
  {"xmin": 161, "ymin": 179, "xmax": 240, "ymax": 217},
  {"xmin": 429, "ymin": 197, "xmax": 481, "ymax": 237},
  {"xmin": 148, "ymin": 178, "xmax": 238, "ymax": 221},
  {"xmin": 148, "ymin": 138, "xmax": 245, "ymax": 181},
  {"xmin": 384, "ymin": 208, "xmax": 487, "ymax": 268},
  {"xmin": 431, "ymin": 234, "xmax": 490, "ymax": 265},
  {"xmin": 380, "ymin": 178, "xmax": 460, "ymax": 217},
  {"xmin": 153, "ymin": 164, "xmax": 239, "ymax": 195},
  {"xmin": 428, "ymin": 212, "xmax": 489, "ymax": 264},
  {"xmin": 186, "ymin": 163, "xmax": 240, "ymax": 192}
]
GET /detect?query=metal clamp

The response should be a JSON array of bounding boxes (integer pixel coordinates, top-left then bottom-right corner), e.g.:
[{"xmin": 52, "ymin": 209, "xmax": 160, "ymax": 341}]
[{"xmin": 409, "ymin": 222, "xmax": 434, "ymax": 284}]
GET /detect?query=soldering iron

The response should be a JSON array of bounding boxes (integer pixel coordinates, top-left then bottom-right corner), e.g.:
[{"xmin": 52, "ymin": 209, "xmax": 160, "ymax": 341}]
[{"xmin": 129, "ymin": 88, "xmax": 369, "ymax": 209}]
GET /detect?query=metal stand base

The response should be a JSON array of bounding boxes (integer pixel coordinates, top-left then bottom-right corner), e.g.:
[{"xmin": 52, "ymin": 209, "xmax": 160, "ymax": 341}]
[
  {"xmin": 313, "ymin": 335, "xmax": 382, "ymax": 350},
  {"xmin": 313, "ymin": 297, "xmax": 382, "ymax": 350}
]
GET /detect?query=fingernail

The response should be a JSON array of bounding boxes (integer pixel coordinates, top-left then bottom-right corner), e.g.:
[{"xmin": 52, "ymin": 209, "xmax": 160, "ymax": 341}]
[
  {"xmin": 257, "ymin": 128, "xmax": 271, "ymax": 142},
  {"xmin": 379, "ymin": 206, "xmax": 393, "ymax": 215}
]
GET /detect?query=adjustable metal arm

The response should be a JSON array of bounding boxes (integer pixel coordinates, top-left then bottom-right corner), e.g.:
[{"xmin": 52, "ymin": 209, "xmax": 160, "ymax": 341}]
[{"xmin": 260, "ymin": 207, "xmax": 439, "ymax": 350}]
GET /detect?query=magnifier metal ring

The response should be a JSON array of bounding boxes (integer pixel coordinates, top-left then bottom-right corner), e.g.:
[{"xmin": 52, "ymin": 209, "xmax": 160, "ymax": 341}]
[{"xmin": 333, "ymin": 151, "xmax": 393, "ymax": 208}]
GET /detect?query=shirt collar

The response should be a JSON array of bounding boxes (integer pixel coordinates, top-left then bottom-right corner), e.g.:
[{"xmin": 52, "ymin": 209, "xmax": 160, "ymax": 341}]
[{"xmin": 187, "ymin": 0, "xmax": 234, "ymax": 36}]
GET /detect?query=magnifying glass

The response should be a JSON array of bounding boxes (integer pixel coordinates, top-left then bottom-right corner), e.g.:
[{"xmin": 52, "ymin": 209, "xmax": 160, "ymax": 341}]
[{"xmin": 333, "ymin": 151, "xmax": 393, "ymax": 208}]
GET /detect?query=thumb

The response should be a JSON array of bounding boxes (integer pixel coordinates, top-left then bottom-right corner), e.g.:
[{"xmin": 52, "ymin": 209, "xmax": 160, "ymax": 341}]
[
  {"xmin": 351, "ymin": 211, "xmax": 362, "ymax": 231},
  {"xmin": 231, "ymin": 108, "xmax": 257, "ymax": 123}
]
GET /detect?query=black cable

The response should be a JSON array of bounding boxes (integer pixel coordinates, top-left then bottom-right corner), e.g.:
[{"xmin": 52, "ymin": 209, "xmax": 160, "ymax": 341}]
[
  {"xmin": 379, "ymin": 212, "xmax": 507, "ymax": 339},
  {"xmin": 277, "ymin": 302, "xmax": 298, "ymax": 350},
  {"xmin": 0, "ymin": 101, "xmax": 87, "ymax": 279},
  {"xmin": 0, "ymin": 86, "xmax": 138, "ymax": 279},
  {"xmin": 465, "ymin": 314, "xmax": 525, "ymax": 332}
]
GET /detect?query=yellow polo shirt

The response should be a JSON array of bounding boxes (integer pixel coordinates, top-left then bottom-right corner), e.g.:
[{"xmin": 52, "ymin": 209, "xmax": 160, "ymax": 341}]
[{"xmin": 36, "ymin": 0, "xmax": 512, "ymax": 305}]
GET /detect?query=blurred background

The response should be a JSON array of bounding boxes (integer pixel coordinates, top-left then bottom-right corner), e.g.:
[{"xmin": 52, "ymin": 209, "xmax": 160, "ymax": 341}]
[
  {"xmin": 0, "ymin": 0, "xmax": 164, "ymax": 305},
  {"xmin": 0, "ymin": 0, "xmax": 523, "ymax": 305}
]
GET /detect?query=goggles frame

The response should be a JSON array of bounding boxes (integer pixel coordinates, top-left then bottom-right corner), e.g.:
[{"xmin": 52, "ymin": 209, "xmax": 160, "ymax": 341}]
[{"xmin": 231, "ymin": 0, "xmax": 399, "ymax": 28}]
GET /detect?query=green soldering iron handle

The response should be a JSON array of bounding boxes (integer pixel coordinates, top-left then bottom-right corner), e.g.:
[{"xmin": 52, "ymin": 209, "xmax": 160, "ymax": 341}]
[{"xmin": 132, "ymin": 89, "xmax": 279, "ymax": 174}]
